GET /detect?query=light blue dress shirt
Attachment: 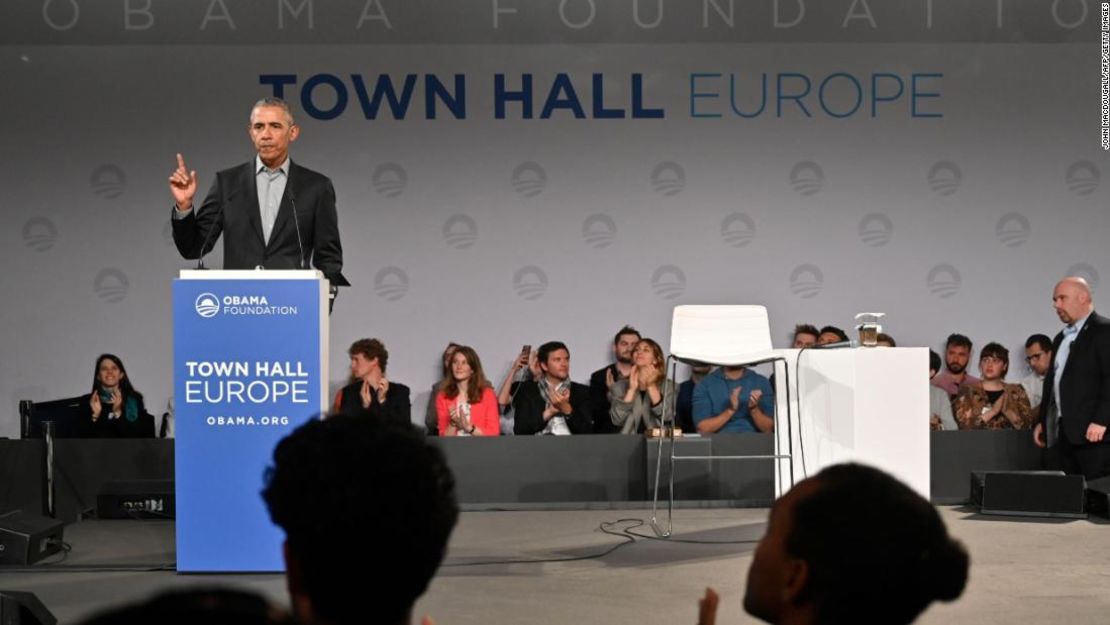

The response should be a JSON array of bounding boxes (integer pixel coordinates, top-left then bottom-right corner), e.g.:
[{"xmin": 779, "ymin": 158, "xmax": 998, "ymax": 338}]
[
  {"xmin": 1053, "ymin": 312, "xmax": 1091, "ymax": 421},
  {"xmin": 255, "ymin": 156, "xmax": 289, "ymax": 245}
]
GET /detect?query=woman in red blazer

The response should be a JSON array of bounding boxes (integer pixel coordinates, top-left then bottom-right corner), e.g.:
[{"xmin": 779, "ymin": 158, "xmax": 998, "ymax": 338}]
[{"xmin": 436, "ymin": 346, "xmax": 500, "ymax": 436}]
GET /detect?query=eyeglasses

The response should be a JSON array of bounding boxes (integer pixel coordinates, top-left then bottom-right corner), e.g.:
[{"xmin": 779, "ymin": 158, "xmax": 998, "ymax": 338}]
[{"xmin": 1025, "ymin": 352, "xmax": 1046, "ymax": 363}]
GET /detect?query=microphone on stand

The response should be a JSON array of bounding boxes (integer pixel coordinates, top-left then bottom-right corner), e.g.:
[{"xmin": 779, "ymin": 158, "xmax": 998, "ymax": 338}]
[
  {"xmin": 190, "ymin": 200, "xmax": 224, "ymax": 270},
  {"xmin": 288, "ymin": 190, "xmax": 307, "ymax": 270},
  {"xmin": 811, "ymin": 340, "xmax": 858, "ymax": 349}
]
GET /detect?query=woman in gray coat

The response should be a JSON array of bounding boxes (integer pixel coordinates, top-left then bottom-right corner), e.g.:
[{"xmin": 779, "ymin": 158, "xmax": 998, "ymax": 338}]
[{"xmin": 609, "ymin": 338, "xmax": 675, "ymax": 434}]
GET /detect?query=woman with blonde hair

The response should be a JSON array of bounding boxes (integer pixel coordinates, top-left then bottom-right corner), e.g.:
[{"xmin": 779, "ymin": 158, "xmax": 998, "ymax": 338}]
[
  {"xmin": 609, "ymin": 338, "xmax": 675, "ymax": 434},
  {"xmin": 436, "ymin": 346, "xmax": 500, "ymax": 436}
]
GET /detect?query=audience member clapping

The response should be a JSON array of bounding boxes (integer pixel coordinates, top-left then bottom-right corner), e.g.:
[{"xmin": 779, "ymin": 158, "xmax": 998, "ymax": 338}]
[
  {"xmin": 692, "ymin": 363, "xmax": 775, "ymax": 433},
  {"xmin": 509, "ymin": 341, "xmax": 592, "ymax": 435},
  {"xmin": 436, "ymin": 346, "xmax": 499, "ymax": 436},
  {"xmin": 589, "ymin": 326, "xmax": 642, "ymax": 434},
  {"xmin": 332, "ymin": 338, "xmax": 411, "ymax": 426},
  {"xmin": 83, "ymin": 353, "xmax": 154, "ymax": 438},
  {"xmin": 953, "ymin": 342, "xmax": 1033, "ymax": 430},
  {"xmin": 609, "ymin": 338, "xmax": 674, "ymax": 434}
]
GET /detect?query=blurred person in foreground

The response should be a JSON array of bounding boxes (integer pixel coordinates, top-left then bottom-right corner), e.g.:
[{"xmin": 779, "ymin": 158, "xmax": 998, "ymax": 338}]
[
  {"xmin": 697, "ymin": 463, "xmax": 968, "ymax": 625},
  {"xmin": 263, "ymin": 414, "xmax": 458, "ymax": 625},
  {"xmin": 80, "ymin": 588, "xmax": 296, "ymax": 625}
]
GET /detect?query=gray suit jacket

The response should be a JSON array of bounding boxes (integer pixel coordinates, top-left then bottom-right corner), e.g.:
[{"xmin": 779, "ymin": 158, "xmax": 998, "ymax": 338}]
[{"xmin": 609, "ymin": 378, "xmax": 675, "ymax": 434}]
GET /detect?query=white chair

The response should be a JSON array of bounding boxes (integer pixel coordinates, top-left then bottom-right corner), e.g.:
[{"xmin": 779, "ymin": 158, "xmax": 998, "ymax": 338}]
[{"xmin": 650, "ymin": 305, "xmax": 795, "ymax": 537}]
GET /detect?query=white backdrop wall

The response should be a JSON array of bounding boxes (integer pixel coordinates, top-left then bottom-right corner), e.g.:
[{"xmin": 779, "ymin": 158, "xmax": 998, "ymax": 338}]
[{"xmin": 1, "ymin": 1, "xmax": 1107, "ymax": 437}]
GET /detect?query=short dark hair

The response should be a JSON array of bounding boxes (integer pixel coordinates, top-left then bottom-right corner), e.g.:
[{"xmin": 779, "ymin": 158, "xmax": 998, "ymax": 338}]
[
  {"xmin": 251, "ymin": 97, "xmax": 295, "ymax": 125},
  {"xmin": 980, "ymin": 341, "xmax": 1010, "ymax": 373},
  {"xmin": 613, "ymin": 325, "xmax": 641, "ymax": 345},
  {"xmin": 929, "ymin": 350, "xmax": 942, "ymax": 373},
  {"xmin": 262, "ymin": 415, "xmax": 458, "ymax": 625},
  {"xmin": 786, "ymin": 464, "xmax": 968, "ymax": 625},
  {"xmin": 793, "ymin": 324, "xmax": 819, "ymax": 341},
  {"xmin": 1025, "ymin": 334, "xmax": 1052, "ymax": 352},
  {"xmin": 945, "ymin": 333, "xmax": 972, "ymax": 350},
  {"xmin": 819, "ymin": 326, "xmax": 849, "ymax": 342},
  {"xmin": 348, "ymin": 338, "xmax": 388, "ymax": 373},
  {"xmin": 537, "ymin": 341, "xmax": 569, "ymax": 364},
  {"xmin": 876, "ymin": 333, "xmax": 896, "ymax": 347}
]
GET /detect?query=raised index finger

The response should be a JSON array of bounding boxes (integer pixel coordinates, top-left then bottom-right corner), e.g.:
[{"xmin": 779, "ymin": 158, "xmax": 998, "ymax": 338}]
[{"xmin": 176, "ymin": 153, "xmax": 187, "ymax": 170}]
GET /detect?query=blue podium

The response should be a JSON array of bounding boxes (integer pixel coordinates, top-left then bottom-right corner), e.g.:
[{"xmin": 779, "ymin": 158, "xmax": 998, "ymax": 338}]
[{"xmin": 172, "ymin": 270, "xmax": 330, "ymax": 572}]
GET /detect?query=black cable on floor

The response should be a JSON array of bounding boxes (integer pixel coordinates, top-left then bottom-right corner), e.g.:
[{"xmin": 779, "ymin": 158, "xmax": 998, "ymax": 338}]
[
  {"xmin": 441, "ymin": 519, "xmax": 638, "ymax": 567},
  {"xmin": 7, "ymin": 516, "xmax": 758, "ymax": 572},
  {"xmin": 440, "ymin": 516, "xmax": 759, "ymax": 568},
  {"xmin": 0, "ymin": 538, "xmax": 179, "ymax": 573},
  {"xmin": 603, "ymin": 518, "xmax": 760, "ymax": 545}
]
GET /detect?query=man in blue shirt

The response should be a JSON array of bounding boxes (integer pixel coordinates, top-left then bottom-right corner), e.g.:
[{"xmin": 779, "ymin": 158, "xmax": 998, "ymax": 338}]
[{"xmin": 692, "ymin": 366, "xmax": 775, "ymax": 433}]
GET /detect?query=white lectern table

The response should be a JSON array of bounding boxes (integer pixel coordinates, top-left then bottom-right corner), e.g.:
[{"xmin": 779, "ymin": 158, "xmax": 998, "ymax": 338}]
[{"xmin": 773, "ymin": 347, "xmax": 930, "ymax": 498}]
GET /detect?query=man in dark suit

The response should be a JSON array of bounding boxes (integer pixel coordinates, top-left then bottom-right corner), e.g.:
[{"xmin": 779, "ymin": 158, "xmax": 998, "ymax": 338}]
[
  {"xmin": 588, "ymin": 325, "xmax": 640, "ymax": 434},
  {"xmin": 332, "ymin": 338, "xmax": 411, "ymax": 426},
  {"xmin": 1034, "ymin": 276, "xmax": 1110, "ymax": 479},
  {"xmin": 511, "ymin": 341, "xmax": 593, "ymax": 435},
  {"xmin": 168, "ymin": 97, "xmax": 346, "ymax": 285}
]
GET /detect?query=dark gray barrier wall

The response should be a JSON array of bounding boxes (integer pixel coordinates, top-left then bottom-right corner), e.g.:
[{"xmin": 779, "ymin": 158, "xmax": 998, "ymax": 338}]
[
  {"xmin": 929, "ymin": 431, "xmax": 1043, "ymax": 504},
  {"xmin": 435, "ymin": 435, "xmax": 648, "ymax": 504},
  {"xmin": 0, "ymin": 432, "xmax": 1043, "ymax": 520},
  {"xmin": 0, "ymin": 439, "xmax": 175, "ymax": 521}
]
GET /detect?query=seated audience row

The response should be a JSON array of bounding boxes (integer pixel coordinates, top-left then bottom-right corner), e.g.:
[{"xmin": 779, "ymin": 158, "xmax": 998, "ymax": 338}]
[
  {"xmin": 334, "ymin": 325, "xmax": 1059, "ymax": 437},
  {"xmin": 72, "ymin": 324, "xmax": 1049, "ymax": 439}
]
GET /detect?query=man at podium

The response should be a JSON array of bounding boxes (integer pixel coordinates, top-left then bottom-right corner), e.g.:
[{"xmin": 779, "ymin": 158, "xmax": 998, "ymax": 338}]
[{"xmin": 167, "ymin": 97, "xmax": 347, "ymax": 286}]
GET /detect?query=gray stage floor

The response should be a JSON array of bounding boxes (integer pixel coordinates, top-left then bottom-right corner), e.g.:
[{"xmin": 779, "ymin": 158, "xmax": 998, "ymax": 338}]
[{"xmin": 3, "ymin": 507, "xmax": 1108, "ymax": 625}]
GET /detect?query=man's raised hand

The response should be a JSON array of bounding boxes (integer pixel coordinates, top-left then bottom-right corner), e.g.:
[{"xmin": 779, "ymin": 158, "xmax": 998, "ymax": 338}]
[{"xmin": 169, "ymin": 153, "xmax": 198, "ymax": 211}]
